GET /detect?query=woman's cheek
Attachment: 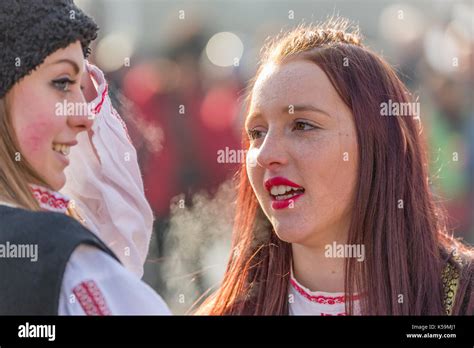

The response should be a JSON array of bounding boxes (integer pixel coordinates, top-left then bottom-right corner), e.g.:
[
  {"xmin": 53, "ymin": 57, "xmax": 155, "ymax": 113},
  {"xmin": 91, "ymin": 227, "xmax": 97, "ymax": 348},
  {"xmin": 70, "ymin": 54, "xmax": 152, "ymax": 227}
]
[
  {"xmin": 246, "ymin": 147, "xmax": 264, "ymax": 198},
  {"xmin": 10, "ymin": 84, "xmax": 58, "ymax": 156},
  {"xmin": 246, "ymin": 147, "xmax": 259, "ymax": 170},
  {"xmin": 16, "ymin": 120, "xmax": 52, "ymax": 156}
]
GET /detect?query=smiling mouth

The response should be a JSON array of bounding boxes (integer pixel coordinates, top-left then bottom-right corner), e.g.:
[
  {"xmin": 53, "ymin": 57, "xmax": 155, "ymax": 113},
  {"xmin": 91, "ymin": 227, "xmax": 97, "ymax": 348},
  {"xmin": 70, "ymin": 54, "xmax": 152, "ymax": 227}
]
[
  {"xmin": 270, "ymin": 185, "xmax": 305, "ymax": 201},
  {"xmin": 52, "ymin": 143, "xmax": 71, "ymax": 156},
  {"xmin": 264, "ymin": 177, "xmax": 306, "ymax": 205}
]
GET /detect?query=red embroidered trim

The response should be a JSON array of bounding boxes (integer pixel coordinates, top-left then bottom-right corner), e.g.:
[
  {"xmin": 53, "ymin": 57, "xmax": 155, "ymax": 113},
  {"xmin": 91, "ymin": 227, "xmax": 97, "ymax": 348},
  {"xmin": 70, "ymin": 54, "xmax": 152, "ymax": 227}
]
[
  {"xmin": 93, "ymin": 84, "xmax": 109, "ymax": 115},
  {"xmin": 72, "ymin": 280, "xmax": 111, "ymax": 315},
  {"xmin": 321, "ymin": 312, "xmax": 347, "ymax": 316},
  {"xmin": 290, "ymin": 278, "xmax": 359, "ymax": 305},
  {"xmin": 91, "ymin": 83, "xmax": 132, "ymax": 144},
  {"xmin": 30, "ymin": 185, "xmax": 69, "ymax": 213}
]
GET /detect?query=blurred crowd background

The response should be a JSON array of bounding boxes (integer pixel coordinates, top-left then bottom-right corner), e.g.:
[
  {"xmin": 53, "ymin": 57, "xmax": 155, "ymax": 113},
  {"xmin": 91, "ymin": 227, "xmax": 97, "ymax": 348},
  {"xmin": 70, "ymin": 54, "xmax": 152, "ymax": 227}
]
[{"xmin": 76, "ymin": 0, "xmax": 474, "ymax": 314}]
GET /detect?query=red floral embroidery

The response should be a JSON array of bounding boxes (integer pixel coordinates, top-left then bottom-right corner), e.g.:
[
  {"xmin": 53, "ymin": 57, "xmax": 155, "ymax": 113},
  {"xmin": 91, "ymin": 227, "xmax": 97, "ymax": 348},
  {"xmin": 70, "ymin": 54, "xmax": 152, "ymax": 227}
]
[
  {"xmin": 30, "ymin": 184, "xmax": 69, "ymax": 213},
  {"xmin": 290, "ymin": 278, "xmax": 359, "ymax": 305},
  {"xmin": 72, "ymin": 280, "xmax": 111, "ymax": 315}
]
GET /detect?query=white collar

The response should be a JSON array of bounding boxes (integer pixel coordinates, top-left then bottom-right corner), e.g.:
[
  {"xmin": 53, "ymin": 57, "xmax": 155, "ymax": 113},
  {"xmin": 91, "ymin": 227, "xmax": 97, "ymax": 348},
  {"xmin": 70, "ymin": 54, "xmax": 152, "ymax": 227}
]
[
  {"xmin": 289, "ymin": 265, "xmax": 349, "ymax": 305},
  {"xmin": 29, "ymin": 184, "xmax": 70, "ymax": 213},
  {"xmin": 0, "ymin": 185, "xmax": 70, "ymax": 214},
  {"xmin": 289, "ymin": 264, "xmax": 361, "ymax": 315}
]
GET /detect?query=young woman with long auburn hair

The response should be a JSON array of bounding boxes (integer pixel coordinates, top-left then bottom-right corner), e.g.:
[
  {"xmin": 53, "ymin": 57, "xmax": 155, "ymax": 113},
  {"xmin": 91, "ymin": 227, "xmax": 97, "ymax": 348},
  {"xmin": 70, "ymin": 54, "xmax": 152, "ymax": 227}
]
[{"xmin": 196, "ymin": 18, "xmax": 474, "ymax": 315}]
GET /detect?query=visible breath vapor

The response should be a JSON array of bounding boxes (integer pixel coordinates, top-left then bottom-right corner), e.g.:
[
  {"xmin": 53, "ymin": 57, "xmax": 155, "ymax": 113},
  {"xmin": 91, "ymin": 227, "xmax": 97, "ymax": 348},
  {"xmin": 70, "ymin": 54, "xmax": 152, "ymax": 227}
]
[{"xmin": 161, "ymin": 179, "xmax": 237, "ymax": 314}]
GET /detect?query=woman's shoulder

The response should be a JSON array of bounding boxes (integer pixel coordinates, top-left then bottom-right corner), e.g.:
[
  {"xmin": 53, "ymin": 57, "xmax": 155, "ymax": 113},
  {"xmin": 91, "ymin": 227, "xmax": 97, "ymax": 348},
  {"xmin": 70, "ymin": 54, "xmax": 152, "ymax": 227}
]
[
  {"xmin": 0, "ymin": 203, "xmax": 82, "ymax": 228},
  {"xmin": 440, "ymin": 239, "xmax": 474, "ymax": 315},
  {"xmin": 442, "ymin": 239, "xmax": 474, "ymax": 271},
  {"xmin": 0, "ymin": 204, "xmax": 119, "ymax": 315},
  {"xmin": 0, "ymin": 204, "xmax": 116, "ymax": 262}
]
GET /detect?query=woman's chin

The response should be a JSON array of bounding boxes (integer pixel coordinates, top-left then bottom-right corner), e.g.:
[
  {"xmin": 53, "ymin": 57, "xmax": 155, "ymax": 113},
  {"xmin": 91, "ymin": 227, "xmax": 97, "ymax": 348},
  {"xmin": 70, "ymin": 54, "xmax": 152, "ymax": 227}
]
[
  {"xmin": 46, "ymin": 172, "xmax": 66, "ymax": 192},
  {"xmin": 272, "ymin": 223, "xmax": 312, "ymax": 244}
]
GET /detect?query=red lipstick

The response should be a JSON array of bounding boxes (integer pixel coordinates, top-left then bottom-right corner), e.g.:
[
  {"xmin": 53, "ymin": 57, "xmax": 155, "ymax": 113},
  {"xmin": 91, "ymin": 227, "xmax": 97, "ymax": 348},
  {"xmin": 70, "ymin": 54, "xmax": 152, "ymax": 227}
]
[{"xmin": 264, "ymin": 176, "xmax": 305, "ymax": 210}]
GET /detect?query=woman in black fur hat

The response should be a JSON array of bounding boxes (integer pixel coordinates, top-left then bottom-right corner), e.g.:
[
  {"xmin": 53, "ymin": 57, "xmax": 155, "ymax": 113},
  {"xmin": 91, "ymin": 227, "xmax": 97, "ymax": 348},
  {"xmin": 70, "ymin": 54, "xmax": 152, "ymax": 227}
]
[{"xmin": 0, "ymin": 0, "xmax": 170, "ymax": 315}]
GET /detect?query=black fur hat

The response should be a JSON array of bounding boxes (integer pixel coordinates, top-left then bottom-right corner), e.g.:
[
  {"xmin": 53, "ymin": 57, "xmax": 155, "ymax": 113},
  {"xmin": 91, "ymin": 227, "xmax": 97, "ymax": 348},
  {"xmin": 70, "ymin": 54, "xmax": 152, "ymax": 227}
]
[{"xmin": 0, "ymin": 0, "xmax": 98, "ymax": 97}]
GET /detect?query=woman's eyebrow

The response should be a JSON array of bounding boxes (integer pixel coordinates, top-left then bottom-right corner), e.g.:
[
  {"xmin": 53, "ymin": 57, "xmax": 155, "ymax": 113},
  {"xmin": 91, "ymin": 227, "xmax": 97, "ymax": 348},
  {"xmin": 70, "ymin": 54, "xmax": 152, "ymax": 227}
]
[
  {"xmin": 246, "ymin": 103, "xmax": 332, "ymax": 128},
  {"xmin": 283, "ymin": 104, "xmax": 331, "ymax": 118},
  {"xmin": 48, "ymin": 59, "xmax": 81, "ymax": 75}
]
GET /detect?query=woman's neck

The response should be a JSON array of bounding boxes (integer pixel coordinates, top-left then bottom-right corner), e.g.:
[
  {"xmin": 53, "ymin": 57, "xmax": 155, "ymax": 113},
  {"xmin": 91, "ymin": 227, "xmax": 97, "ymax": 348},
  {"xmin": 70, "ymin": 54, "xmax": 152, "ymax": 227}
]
[{"xmin": 291, "ymin": 230, "xmax": 349, "ymax": 293}]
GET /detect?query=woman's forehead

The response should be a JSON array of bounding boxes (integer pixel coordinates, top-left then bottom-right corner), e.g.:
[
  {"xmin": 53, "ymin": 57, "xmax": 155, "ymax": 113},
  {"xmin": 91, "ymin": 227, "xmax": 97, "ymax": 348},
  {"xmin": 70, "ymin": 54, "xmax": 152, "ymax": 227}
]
[
  {"xmin": 41, "ymin": 41, "xmax": 85, "ymax": 72},
  {"xmin": 250, "ymin": 60, "xmax": 339, "ymax": 113}
]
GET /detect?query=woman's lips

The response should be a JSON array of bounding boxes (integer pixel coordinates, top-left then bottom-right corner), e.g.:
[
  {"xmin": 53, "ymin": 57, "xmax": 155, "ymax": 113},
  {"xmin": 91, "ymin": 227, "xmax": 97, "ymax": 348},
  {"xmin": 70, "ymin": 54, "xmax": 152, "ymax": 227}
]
[
  {"xmin": 264, "ymin": 176, "xmax": 303, "ymax": 191},
  {"xmin": 271, "ymin": 192, "xmax": 304, "ymax": 210},
  {"xmin": 53, "ymin": 149, "xmax": 70, "ymax": 166},
  {"xmin": 52, "ymin": 141, "xmax": 77, "ymax": 167},
  {"xmin": 264, "ymin": 176, "xmax": 305, "ymax": 210}
]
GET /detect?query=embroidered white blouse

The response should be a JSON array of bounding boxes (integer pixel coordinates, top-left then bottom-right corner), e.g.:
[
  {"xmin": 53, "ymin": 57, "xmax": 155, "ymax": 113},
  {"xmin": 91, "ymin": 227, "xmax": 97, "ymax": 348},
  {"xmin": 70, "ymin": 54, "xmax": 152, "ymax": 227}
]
[
  {"xmin": 59, "ymin": 244, "xmax": 170, "ymax": 315},
  {"xmin": 289, "ymin": 269, "xmax": 360, "ymax": 316},
  {"xmin": 21, "ymin": 186, "xmax": 171, "ymax": 315}
]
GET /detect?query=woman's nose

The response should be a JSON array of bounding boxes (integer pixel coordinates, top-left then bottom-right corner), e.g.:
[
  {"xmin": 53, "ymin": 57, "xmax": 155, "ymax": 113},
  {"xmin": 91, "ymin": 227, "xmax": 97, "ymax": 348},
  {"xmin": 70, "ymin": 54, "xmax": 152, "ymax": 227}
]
[
  {"xmin": 255, "ymin": 130, "xmax": 288, "ymax": 169},
  {"xmin": 66, "ymin": 92, "xmax": 93, "ymax": 132}
]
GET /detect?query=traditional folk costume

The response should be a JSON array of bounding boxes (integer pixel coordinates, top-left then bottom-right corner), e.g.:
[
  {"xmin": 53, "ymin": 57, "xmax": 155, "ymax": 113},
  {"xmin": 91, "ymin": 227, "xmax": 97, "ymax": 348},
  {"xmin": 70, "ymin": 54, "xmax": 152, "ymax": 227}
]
[
  {"xmin": 0, "ymin": 0, "xmax": 170, "ymax": 315},
  {"xmin": 288, "ymin": 266, "xmax": 360, "ymax": 316},
  {"xmin": 288, "ymin": 250, "xmax": 473, "ymax": 315}
]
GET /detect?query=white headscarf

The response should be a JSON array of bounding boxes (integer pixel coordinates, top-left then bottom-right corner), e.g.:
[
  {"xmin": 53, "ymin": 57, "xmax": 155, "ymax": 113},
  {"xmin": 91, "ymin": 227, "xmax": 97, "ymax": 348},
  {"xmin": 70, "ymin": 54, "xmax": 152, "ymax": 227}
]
[{"xmin": 61, "ymin": 62, "xmax": 154, "ymax": 278}]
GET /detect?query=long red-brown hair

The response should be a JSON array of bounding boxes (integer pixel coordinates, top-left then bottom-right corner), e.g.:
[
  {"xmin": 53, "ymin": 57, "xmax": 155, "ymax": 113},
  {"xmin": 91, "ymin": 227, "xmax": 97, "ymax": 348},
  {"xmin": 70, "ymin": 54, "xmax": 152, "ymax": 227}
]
[{"xmin": 195, "ymin": 18, "xmax": 471, "ymax": 315}]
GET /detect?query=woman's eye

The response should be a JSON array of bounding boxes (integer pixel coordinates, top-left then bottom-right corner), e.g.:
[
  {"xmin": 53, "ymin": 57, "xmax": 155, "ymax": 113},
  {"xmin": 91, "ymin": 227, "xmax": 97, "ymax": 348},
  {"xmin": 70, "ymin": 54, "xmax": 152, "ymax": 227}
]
[
  {"xmin": 52, "ymin": 78, "xmax": 75, "ymax": 92},
  {"xmin": 247, "ymin": 129, "xmax": 266, "ymax": 140},
  {"xmin": 293, "ymin": 121, "xmax": 317, "ymax": 131}
]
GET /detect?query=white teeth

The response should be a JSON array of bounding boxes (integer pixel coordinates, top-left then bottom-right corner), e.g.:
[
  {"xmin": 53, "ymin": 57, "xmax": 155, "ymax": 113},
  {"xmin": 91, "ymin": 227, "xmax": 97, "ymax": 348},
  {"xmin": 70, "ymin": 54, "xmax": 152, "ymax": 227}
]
[
  {"xmin": 61, "ymin": 145, "xmax": 70, "ymax": 156},
  {"xmin": 275, "ymin": 191, "xmax": 300, "ymax": 200},
  {"xmin": 270, "ymin": 185, "xmax": 303, "ymax": 196},
  {"xmin": 271, "ymin": 185, "xmax": 289, "ymax": 195},
  {"xmin": 52, "ymin": 144, "xmax": 70, "ymax": 156}
]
